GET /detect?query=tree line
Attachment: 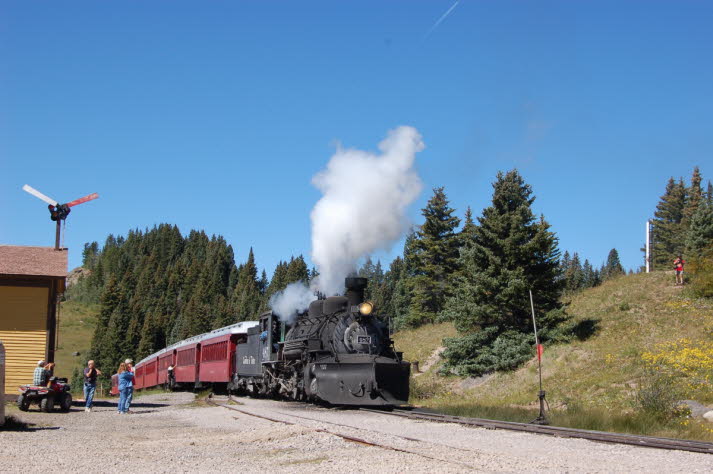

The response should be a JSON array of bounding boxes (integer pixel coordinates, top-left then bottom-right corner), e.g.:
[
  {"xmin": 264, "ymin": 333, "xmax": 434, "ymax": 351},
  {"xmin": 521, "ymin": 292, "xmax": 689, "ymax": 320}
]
[
  {"xmin": 650, "ymin": 166, "xmax": 713, "ymax": 296},
  {"xmin": 71, "ymin": 168, "xmax": 637, "ymax": 379},
  {"xmin": 357, "ymin": 170, "xmax": 620, "ymax": 375},
  {"xmin": 651, "ymin": 166, "xmax": 713, "ymax": 268},
  {"xmin": 68, "ymin": 224, "xmax": 312, "ymax": 375}
]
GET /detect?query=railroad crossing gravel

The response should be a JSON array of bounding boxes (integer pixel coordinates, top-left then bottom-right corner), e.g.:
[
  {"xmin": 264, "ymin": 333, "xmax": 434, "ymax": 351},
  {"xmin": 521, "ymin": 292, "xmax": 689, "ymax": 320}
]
[{"xmin": 2, "ymin": 392, "xmax": 711, "ymax": 472}]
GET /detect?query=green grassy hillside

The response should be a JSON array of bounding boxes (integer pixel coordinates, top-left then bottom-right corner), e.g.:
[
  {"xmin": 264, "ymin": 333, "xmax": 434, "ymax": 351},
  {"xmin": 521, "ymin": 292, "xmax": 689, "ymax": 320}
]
[
  {"xmin": 393, "ymin": 272, "xmax": 713, "ymax": 441},
  {"xmin": 54, "ymin": 301, "xmax": 99, "ymax": 379}
]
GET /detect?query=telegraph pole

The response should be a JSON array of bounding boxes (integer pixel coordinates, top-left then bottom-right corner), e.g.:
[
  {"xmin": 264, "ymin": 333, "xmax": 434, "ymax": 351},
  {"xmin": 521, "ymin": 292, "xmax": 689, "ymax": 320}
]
[{"xmin": 645, "ymin": 220, "xmax": 651, "ymax": 273}]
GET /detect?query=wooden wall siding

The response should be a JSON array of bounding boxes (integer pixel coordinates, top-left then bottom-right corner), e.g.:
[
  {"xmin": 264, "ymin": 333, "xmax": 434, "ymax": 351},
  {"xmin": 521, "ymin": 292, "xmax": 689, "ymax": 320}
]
[{"xmin": 0, "ymin": 286, "xmax": 50, "ymax": 392}]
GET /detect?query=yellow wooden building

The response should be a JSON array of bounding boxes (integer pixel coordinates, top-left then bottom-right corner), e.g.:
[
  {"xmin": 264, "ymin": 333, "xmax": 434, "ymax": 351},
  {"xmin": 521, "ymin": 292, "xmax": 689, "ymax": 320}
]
[{"xmin": 0, "ymin": 245, "xmax": 67, "ymax": 394}]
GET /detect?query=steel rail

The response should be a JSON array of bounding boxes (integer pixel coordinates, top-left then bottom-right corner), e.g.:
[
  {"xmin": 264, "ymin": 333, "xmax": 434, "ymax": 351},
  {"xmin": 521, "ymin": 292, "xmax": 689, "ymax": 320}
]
[{"xmin": 358, "ymin": 408, "xmax": 713, "ymax": 455}]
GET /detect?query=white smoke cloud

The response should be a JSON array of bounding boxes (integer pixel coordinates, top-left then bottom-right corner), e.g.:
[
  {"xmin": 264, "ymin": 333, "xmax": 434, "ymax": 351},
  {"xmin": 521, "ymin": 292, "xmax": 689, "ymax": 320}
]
[
  {"xmin": 269, "ymin": 126, "xmax": 424, "ymax": 322},
  {"xmin": 311, "ymin": 126, "xmax": 424, "ymax": 296},
  {"xmin": 269, "ymin": 282, "xmax": 314, "ymax": 325}
]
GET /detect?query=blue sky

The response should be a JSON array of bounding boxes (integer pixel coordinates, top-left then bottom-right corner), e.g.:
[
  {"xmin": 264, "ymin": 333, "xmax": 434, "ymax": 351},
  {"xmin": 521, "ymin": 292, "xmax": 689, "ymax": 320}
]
[{"xmin": 1, "ymin": 1, "xmax": 711, "ymax": 275}]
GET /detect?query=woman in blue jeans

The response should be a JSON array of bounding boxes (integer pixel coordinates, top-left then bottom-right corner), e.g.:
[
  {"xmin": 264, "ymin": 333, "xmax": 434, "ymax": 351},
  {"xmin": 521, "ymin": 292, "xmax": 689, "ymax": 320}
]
[{"xmin": 117, "ymin": 362, "xmax": 134, "ymax": 414}]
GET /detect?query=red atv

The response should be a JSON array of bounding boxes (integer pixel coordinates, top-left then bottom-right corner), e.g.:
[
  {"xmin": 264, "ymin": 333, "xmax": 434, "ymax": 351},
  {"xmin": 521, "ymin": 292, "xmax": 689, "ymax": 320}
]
[{"xmin": 17, "ymin": 377, "xmax": 73, "ymax": 412}]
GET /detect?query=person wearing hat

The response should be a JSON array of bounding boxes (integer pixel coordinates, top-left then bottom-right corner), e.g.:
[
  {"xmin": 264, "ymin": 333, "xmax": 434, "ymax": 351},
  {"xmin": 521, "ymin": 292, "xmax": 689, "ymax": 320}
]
[
  {"xmin": 33, "ymin": 360, "xmax": 47, "ymax": 386},
  {"xmin": 124, "ymin": 358, "xmax": 134, "ymax": 412}
]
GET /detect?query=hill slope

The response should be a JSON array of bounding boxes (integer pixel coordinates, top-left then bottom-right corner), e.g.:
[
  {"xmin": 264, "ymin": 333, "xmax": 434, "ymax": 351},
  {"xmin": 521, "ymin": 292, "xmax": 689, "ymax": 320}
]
[
  {"xmin": 393, "ymin": 272, "xmax": 713, "ymax": 440},
  {"xmin": 54, "ymin": 301, "xmax": 98, "ymax": 380}
]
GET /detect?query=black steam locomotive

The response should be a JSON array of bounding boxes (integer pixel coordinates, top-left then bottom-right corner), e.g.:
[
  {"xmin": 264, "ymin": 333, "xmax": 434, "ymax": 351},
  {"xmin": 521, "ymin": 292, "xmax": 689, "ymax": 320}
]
[{"xmin": 231, "ymin": 277, "xmax": 411, "ymax": 406}]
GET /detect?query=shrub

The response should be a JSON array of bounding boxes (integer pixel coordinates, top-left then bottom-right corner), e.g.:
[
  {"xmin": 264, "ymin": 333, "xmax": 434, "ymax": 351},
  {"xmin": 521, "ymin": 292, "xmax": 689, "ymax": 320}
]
[
  {"xmin": 635, "ymin": 371, "xmax": 687, "ymax": 421},
  {"xmin": 441, "ymin": 328, "xmax": 534, "ymax": 376},
  {"xmin": 688, "ymin": 252, "xmax": 713, "ymax": 298},
  {"xmin": 409, "ymin": 377, "xmax": 448, "ymax": 400}
]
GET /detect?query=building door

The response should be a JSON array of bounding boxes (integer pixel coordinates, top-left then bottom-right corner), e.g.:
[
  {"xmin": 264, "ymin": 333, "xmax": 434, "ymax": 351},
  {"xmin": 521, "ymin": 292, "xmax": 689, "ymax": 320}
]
[{"xmin": 0, "ymin": 286, "xmax": 49, "ymax": 393}]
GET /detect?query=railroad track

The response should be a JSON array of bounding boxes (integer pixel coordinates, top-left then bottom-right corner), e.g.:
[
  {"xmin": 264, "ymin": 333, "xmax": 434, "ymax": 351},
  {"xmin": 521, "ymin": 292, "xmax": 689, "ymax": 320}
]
[
  {"xmin": 358, "ymin": 407, "xmax": 713, "ymax": 455},
  {"xmin": 204, "ymin": 395, "xmax": 478, "ymax": 470}
]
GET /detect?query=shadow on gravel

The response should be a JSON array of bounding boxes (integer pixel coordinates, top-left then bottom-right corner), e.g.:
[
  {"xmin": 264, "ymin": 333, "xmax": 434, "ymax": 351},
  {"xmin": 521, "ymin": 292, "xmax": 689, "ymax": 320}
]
[
  {"xmin": 2, "ymin": 415, "xmax": 62, "ymax": 432},
  {"xmin": 71, "ymin": 400, "xmax": 170, "ymax": 409}
]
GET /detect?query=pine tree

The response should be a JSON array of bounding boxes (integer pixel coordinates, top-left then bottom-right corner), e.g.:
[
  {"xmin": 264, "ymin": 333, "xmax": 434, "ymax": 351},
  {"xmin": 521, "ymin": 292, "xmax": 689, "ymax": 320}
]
[
  {"xmin": 229, "ymin": 248, "xmax": 263, "ymax": 323},
  {"xmin": 560, "ymin": 251, "xmax": 571, "ymax": 286},
  {"xmin": 442, "ymin": 170, "xmax": 562, "ymax": 333},
  {"xmin": 385, "ymin": 232, "xmax": 418, "ymax": 328},
  {"xmin": 460, "ymin": 206, "xmax": 478, "ymax": 248},
  {"xmin": 88, "ymin": 276, "xmax": 121, "ymax": 366},
  {"xmin": 408, "ymin": 187, "xmax": 461, "ymax": 326},
  {"xmin": 601, "ymin": 248, "xmax": 625, "ymax": 280},
  {"xmin": 137, "ymin": 311, "xmax": 160, "ymax": 360},
  {"xmin": 82, "ymin": 241, "xmax": 99, "ymax": 268},
  {"xmin": 441, "ymin": 170, "xmax": 565, "ymax": 376},
  {"xmin": 258, "ymin": 270, "xmax": 269, "ymax": 295},
  {"xmin": 581, "ymin": 259, "xmax": 598, "ymax": 289},
  {"xmin": 267, "ymin": 261, "xmax": 288, "ymax": 299},
  {"xmin": 285, "ymin": 255, "xmax": 309, "ymax": 285},
  {"xmin": 359, "ymin": 257, "xmax": 385, "ymax": 302},
  {"xmin": 99, "ymin": 288, "xmax": 134, "ymax": 371},
  {"xmin": 652, "ymin": 177, "xmax": 687, "ymax": 269},
  {"xmin": 564, "ymin": 252, "xmax": 584, "ymax": 293},
  {"xmin": 685, "ymin": 199, "xmax": 713, "ymax": 257},
  {"xmin": 682, "ymin": 167, "xmax": 703, "ymax": 231}
]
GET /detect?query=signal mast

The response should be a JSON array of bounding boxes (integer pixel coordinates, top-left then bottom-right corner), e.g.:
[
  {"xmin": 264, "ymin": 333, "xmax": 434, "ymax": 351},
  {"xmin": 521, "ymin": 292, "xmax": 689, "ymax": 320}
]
[{"xmin": 22, "ymin": 184, "xmax": 99, "ymax": 250}]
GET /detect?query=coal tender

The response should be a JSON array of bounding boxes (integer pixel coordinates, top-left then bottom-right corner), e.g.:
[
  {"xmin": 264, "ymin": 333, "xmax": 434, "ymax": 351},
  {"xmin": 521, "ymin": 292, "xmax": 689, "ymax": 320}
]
[{"xmin": 234, "ymin": 277, "xmax": 410, "ymax": 406}]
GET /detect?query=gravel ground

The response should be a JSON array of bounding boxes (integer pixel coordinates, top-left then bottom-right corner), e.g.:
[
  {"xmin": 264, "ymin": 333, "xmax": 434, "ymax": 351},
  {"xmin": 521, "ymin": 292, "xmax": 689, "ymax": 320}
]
[{"xmin": 2, "ymin": 392, "xmax": 711, "ymax": 473}]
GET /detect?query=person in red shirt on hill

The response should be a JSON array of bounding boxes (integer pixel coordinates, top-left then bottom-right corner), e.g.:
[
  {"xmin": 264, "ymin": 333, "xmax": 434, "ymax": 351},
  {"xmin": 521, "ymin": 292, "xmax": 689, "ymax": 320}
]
[{"xmin": 673, "ymin": 256, "xmax": 685, "ymax": 286}]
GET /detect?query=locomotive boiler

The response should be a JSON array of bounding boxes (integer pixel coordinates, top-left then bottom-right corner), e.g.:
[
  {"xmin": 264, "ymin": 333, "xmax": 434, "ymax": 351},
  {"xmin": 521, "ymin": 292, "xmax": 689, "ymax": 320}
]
[{"xmin": 232, "ymin": 277, "xmax": 411, "ymax": 406}]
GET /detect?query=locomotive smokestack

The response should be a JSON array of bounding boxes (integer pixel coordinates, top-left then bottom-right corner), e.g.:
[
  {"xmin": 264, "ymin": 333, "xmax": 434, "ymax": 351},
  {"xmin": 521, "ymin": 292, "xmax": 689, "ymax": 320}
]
[{"xmin": 345, "ymin": 277, "xmax": 367, "ymax": 307}]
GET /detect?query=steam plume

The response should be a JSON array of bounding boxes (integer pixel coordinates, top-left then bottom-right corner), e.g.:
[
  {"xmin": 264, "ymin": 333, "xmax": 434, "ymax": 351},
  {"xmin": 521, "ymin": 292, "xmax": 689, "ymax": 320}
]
[
  {"xmin": 269, "ymin": 126, "xmax": 424, "ymax": 321},
  {"xmin": 268, "ymin": 282, "xmax": 315, "ymax": 325},
  {"xmin": 311, "ymin": 126, "xmax": 424, "ymax": 295}
]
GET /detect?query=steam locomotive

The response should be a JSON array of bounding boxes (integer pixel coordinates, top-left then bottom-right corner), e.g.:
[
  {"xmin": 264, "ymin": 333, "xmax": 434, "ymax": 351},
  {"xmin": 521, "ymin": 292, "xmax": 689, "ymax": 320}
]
[{"xmin": 129, "ymin": 277, "xmax": 410, "ymax": 406}]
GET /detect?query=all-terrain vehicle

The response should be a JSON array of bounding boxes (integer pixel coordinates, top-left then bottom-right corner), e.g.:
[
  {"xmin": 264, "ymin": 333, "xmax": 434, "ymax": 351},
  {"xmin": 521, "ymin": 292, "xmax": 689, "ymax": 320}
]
[{"xmin": 17, "ymin": 377, "xmax": 73, "ymax": 412}]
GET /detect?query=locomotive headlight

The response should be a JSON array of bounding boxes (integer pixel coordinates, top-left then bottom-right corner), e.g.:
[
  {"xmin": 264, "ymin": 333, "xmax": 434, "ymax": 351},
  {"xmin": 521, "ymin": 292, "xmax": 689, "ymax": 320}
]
[{"xmin": 358, "ymin": 301, "xmax": 374, "ymax": 316}]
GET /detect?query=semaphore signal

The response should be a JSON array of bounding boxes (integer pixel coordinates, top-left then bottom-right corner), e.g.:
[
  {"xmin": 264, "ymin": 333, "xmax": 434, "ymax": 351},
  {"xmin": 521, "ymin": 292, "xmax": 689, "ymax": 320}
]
[{"xmin": 22, "ymin": 184, "xmax": 99, "ymax": 250}]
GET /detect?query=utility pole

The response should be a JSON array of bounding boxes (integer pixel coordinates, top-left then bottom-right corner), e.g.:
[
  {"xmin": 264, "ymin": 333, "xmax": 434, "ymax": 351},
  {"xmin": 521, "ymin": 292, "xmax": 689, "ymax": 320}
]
[{"xmin": 645, "ymin": 220, "xmax": 651, "ymax": 273}]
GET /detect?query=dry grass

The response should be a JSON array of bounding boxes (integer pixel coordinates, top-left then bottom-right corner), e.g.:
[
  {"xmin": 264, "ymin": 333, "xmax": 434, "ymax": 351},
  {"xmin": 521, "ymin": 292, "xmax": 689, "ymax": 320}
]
[
  {"xmin": 54, "ymin": 300, "xmax": 99, "ymax": 379},
  {"xmin": 392, "ymin": 321, "xmax": 458, "ymax": 368},
  {"xmin": 393, "ymin": 272, "xmax": 713, "ymax": 441}
]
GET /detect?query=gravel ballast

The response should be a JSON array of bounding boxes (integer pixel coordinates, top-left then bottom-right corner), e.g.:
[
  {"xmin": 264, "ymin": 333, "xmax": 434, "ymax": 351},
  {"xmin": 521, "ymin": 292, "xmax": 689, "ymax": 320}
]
[{"xmin": 1, "ymin": 392, "xmax": 711, "ymax": 472}]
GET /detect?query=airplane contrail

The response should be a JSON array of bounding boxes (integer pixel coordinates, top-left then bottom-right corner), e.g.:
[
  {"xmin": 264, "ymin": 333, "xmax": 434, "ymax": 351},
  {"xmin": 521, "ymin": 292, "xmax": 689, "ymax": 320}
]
[{"xmin": 424, "ymin": 0, "xmax": 460, "ymax": 39}]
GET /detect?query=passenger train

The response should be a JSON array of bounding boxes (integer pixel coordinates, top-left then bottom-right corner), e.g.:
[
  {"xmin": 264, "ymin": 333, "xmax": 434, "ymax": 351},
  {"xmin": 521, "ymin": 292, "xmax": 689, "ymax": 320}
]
[{"xmin": 112, "ymin": 277, "xmax": 411, "ymax": 406}]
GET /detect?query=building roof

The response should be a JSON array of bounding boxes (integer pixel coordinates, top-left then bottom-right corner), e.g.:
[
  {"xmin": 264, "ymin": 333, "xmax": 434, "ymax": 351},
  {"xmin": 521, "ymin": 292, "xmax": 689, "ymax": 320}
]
[{"xmin": 0, "ymin": 245, "xmax": 68, "ymax": 278}]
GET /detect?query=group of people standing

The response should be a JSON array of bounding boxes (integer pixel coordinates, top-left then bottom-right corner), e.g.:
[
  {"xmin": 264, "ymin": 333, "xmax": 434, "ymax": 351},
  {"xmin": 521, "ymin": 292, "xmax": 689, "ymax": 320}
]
[{"xmin": 82, "ymin": 358, "xmax": 135, "ymax": 414}]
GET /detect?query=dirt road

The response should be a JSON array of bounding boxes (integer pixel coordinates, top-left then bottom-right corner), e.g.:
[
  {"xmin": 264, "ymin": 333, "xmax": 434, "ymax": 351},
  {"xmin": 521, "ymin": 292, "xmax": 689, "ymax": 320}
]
[{"xmin": 2, "ymin": 392, "xmax": 710, "ymax": 472}]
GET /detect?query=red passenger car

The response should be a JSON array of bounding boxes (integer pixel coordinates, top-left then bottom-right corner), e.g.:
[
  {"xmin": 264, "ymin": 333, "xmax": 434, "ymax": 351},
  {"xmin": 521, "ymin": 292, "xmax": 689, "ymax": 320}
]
[
  {"xmin": 199, "ymin": 335, "xmax": 234, "ymax": 382},
  {"xmin": 143, "ymin": 357, "xmax": 159, "ymax": 389},
  {"xmin": 134, "ymin": 364, "xmax": 145, "ymax": 390},
  {"xmin": 157, "ymin": 350, "xmax": 175, "ymax": 385},
  {"xmin": 132, "ymin": 320, "xmax": 259, "ymax": 393},
  {"xmin": 175, "ymin": 343, "xmax": 200, "ymax": 386}
]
